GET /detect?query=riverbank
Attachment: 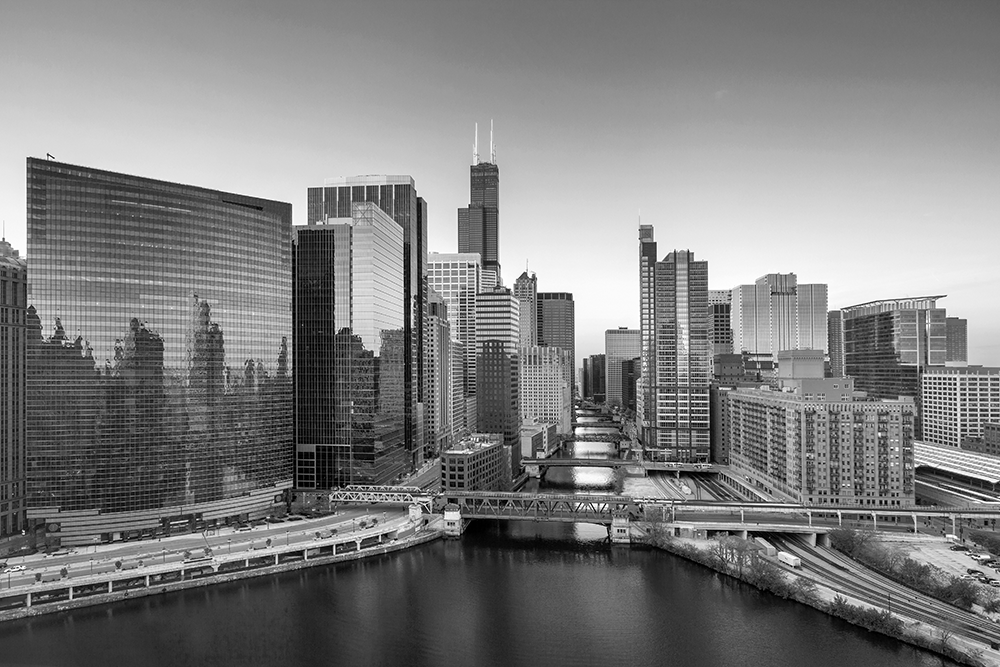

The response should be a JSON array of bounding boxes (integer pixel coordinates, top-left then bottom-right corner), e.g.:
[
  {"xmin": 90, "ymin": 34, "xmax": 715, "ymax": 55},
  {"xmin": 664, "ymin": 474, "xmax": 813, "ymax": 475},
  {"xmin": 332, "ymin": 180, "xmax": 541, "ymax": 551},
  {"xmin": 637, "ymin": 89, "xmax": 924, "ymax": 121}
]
[
  {"xmin": 642, "ymin": 530, "xmax": 999, "ymax": 667},
  {"xmin": 0, "ymin": 525, "xmax": 442, "ymax": 624}
]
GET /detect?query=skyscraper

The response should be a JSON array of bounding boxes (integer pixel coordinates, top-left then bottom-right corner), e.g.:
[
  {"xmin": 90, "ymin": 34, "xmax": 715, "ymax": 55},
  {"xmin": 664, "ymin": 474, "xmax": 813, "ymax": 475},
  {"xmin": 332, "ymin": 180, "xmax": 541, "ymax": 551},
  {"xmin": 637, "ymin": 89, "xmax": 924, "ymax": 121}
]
[
  {"xmin": 827, "ymin": 310, "xmax": 845, "ymax": 377},
  {"xmin": 730, "ymin": 273, "xmax": 828, "ymax": 363},
  {"xmin": 513, "ymin": 271, "xmax": 537, "ymax": 347},
  {"xmin": 946, "ymin": 317, "xmax": 968, "ymax": 363},
  {"xmin": 605, "ymin": 328, "xmax": 640, "ymax": 407},
  {"xmin": 476, "ymin": 286, "xmax": 520, "ymax": 448},
  {"xmin": 537, "ymin": 291, "xmax": 575, "ymax": 395},
  {"xmin": 26, "ymin": 158, "xmax": 292, "ymax": 546},
  {"xmin": 842, "ymin": 296, "xmax": 947, "ymax": 401},
  {"xmin": 294, "ymin": 203, "xmax": 407, "ymax": 487},
  {"xmin": 428, "ymin": 252, "xmax": 482, "ymax": 406},
  {"xmin": 519, "ymin": 346, "xmax": 572, "ymax": 434},
  {"xmin": 1, "ymin": 238, "xmax": 26, "ymax": 539},
  {"xmin": 458, "ymin": 125, "xmax": 500, "ymax": 286},
  {"xmin": 651, "ymin": 250, "xmax": 711, "ymax": 461},
  {"xmin": 426, "ymin": 289, "xmax": 453, "ymax": 455},
  {"xmin": 589, "ymin": 354, "xmax": 606, "ymax": 402},
  {"xmin": 708, "ymin": 289, "xmax": 733, "ymax": 358},
  {"xmin": 307, "ymin": 176, "xmax": 427, "ymax": 469},
  {"xmin": 638, "ymin": 225, "xmax": 657, "ymax": 445}
]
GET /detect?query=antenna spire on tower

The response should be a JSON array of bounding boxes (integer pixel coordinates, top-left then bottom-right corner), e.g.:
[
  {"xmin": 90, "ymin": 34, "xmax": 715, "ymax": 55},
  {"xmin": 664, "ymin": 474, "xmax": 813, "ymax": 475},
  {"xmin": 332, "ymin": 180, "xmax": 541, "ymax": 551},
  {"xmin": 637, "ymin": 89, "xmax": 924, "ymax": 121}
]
[
  {"xmin": 473, "ymin": 122, "xmax": 479, "ymax": 165},
  {"xmin": 490, "ymin": 119, "xmax": 496, "ymax": 163}
]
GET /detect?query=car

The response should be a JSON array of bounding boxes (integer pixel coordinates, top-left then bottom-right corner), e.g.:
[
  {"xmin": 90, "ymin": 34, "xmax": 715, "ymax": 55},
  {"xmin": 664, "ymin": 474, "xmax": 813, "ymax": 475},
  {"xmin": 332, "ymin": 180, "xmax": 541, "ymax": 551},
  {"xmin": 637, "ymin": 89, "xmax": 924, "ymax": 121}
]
[
  {"xmin": 2, "ymin": 565, "xmax": 26, "ymax": 574},
  {"xmin": 237, "ymin": 525, "xmax": 253, "ymax": 532},
  {"xmin": 968, "ymin": 568, "xmax": 983, "ymax": 575},
  {"xmin": 961, "ymin": 574, "xmax": 976, "ymax": 580},
  {"xmin": 951, "ymin": 545, "xmax": 969, "ymax": 552},
  {"xmin": 287, "ymin": 516, "xmax": 304, "ymax": 522}
]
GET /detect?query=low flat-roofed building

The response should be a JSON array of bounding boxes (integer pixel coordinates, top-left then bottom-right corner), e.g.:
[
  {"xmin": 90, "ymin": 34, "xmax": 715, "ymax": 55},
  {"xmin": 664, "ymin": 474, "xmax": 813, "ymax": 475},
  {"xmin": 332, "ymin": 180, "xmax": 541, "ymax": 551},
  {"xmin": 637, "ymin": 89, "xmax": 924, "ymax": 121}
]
[{"xmin": 440, "ymin": 433, "xmax": 507, "ymax": 493}]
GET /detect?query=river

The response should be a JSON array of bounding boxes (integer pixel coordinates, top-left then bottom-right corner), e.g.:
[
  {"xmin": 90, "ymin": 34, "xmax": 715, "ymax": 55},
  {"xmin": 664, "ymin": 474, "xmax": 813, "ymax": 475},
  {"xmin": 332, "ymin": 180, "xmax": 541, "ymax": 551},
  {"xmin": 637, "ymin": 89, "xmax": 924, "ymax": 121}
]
[{"xmin": 0, "ymin": 423, "xmax": 957, "ymax": 666}]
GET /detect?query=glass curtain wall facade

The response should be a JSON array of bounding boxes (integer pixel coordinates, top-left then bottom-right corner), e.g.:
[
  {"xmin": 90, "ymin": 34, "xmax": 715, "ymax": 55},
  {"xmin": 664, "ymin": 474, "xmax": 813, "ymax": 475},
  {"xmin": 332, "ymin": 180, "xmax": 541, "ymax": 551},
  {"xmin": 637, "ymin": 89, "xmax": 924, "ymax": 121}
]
[
  {"xmin": 307, "ymin": 177, "xmax": 425, "ymax": 469},
  {"xmin": 294, "ymin": 203, "xmax": 406, "ymax": 488},
  {"xmin": 537, "ymin": 292, "xmax": 575, "ymax": 397},
  {"xmin": 652, "ymin": 251, "xmax": 710, "ymax": 461},
  {"xmin": 604, "ymin": 329, "xmax": 640, "ymax": 407},
  {"xmin": 25, "ymin": 159, "xmax": 292, "ymax": 545},
  {"xmin": 458, "ymin": 161, "xmax": 500, "ymax": 285}
]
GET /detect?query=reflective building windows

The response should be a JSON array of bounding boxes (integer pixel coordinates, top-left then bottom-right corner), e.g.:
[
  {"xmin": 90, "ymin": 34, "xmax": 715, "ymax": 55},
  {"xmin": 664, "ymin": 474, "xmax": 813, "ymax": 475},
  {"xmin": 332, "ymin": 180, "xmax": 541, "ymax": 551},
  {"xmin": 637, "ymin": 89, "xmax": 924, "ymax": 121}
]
[{"xmin": 25, "ymin": 159, "xmax": 293, "ymax": 543}]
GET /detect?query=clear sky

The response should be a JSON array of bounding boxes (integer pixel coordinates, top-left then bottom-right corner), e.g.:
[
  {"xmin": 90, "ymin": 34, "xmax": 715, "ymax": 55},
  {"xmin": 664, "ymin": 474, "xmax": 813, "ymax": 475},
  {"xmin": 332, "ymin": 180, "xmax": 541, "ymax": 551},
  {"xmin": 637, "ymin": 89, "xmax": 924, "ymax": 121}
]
[{"xmin": 2, "ymin": 0, "xmax": 998, "ymax": 367}]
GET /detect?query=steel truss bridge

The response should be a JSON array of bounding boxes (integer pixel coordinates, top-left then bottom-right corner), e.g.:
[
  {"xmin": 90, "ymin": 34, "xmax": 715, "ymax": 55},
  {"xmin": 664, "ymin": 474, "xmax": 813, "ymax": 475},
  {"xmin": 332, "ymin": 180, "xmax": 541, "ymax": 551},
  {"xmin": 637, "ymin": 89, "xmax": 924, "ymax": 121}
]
[
  {"xmin": 443, "ymin": 491, "xmax": 639, "ymax": 525},
  {"xmin": 325, "ymin": 487, "xmax": 1000, "ymax": 535},
  {"xmin": 328, "ymin": 485, "xmax": 433, "ymax": 512},
  {"xmin": 521, "ymin": 458, "xmax": 721, "ymax": 473}
]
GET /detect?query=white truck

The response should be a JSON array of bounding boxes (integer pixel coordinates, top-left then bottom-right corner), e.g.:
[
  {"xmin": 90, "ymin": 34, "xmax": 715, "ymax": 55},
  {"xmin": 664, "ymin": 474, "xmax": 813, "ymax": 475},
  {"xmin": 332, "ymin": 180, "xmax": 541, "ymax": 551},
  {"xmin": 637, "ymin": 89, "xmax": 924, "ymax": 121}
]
[
  {"xmin": 777, "ymin": 551, "xmax": 802, "ymax": 568},
  {"xmin": 754, "ymin": 537, "xmax": 777, "ymax": 557}
]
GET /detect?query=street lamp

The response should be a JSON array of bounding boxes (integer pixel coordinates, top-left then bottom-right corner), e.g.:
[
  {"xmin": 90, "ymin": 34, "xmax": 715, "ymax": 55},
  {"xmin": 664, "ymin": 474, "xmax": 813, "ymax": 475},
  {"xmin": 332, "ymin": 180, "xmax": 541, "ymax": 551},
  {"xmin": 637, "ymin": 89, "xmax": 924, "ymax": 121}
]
[
  {"xmin": 89, "ymin": 558, "xmax": 93, "ymax": 576},
  {"xmin": 227, "ymin": 539, "xmax": 231, "ymax": 555},
  {"xmin": 285, "ymin": 529, "xmax": 289, "ymax": 547},
  {"xmin": 161, "ymin": 548, "xmax": 166, "ymax": 565}
]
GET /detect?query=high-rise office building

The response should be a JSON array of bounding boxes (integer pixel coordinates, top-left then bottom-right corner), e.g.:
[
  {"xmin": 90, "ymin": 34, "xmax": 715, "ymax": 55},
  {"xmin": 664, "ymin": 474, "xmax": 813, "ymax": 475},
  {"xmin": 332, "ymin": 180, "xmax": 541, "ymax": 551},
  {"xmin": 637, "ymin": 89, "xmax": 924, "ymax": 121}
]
[
  {"xmin": 476, "ymin": 286, "xmax": 520, "ymax": 449},
  {"xmin": 458, "ymin": 127, "xmax": 500, "ymax": 286},
  {"xmin": 827, "ymin": 310, "xmax": 845, "ymax": 378},
  {"xmin": 842, "ymin": 296, "xmax": 947, "ymax": 401},
  {"xmin": 307, "ymin": 176, "xmax": 427, "ymax": 469},
  {"xmin": 638, "ymin": 225, "xmax": 657, "ymax": 444},
  {"xmin": 536, "ymin": 291, "xmax": 575, "ymax": 396},
  {"xmin": 26, "ymin": 159, "xmax": 292, "ymax": 546},
  {"xmin": 708, "ymin": 289, "xmax": 733, "ymax": 358},
  {"xmin": 1, "ymin": 239, "xmax": 26, "ymax": 539},
  {"xmin": 428, "ymin": 252, "xmax": 482, "ymax": 401},
  {"xmin": 294, "ymin": 203, "xmax": 407, "ymax": 487},
  {"xmin": 946, "ymin": 317, "xmax": 968, "ymax": 363},
  {"xmin": 582, "ymin": 357, "xmax": 592, "ymax": 400},
  {"xmin": 519, "ymin": 346, "xmax": 572, "ymax": 434},
  {"xmin": 921, "ymin": 366, "xmax": 1000, "ymax": 448},
  {"xmin": 513, "ymin": 271, "xmax": 537, "ymax": 347},
  {"xmin": 426, "ymin": 290, "xmax": 453, "ymax": 455},
  {"xmin": 605, "ymin": 328, "xmax": 640, "ymax": 407},
  {"xmin": 589, "ymin": 354, "xmax": 606, "ymax": 402},
  {"xmin": 730, "ymin": 273, "xmax": 828, "ymax": 361},
  {"xmin": 724, "ymin": 350, "xmax": 915, "ymax": 506},
  {"xmin": 622, "ymin": 357, "xmax": 641, "ymax": 413},
  {"xmin": 650, "ymin": 250, "xmax": 711, "ymax": 461}
]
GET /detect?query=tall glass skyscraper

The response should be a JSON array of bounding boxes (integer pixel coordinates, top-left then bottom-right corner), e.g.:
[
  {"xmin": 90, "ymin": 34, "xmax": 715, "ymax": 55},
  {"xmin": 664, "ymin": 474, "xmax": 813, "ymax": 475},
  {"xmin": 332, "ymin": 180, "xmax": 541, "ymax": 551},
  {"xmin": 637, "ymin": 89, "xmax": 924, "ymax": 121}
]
[
  {"xmin": 458, "ymin": 151, "xmax": 500, "ymax": 285},
  {"xmin": 730, "ymin": 273, "xmax": 828, "ymax": 359},
  {"xmin": 307, "ymin": 176, "xmax": 427, "ymax": 469},
  {"xmin": 294, "ymin": 203, "xmax": 406, "ymax": 488},
  {"xmin": 26, "ymin": 158, "xmax": 292, "ymax": 546},
  {"xmin": 652, "ymin": 250, "xmax": 711, "ymax": 462},
  {"xmin": 537, "ymin": 291, "xmax": 575, "ymax": 395}
]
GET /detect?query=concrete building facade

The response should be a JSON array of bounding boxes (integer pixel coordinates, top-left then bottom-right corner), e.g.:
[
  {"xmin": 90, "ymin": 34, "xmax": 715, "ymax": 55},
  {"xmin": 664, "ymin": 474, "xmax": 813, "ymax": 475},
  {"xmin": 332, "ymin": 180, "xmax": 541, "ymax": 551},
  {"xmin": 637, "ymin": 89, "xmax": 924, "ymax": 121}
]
[
  {"xmin": 921, "ymin": 366, "xmax": 1000, "ymax": 449},
  {"xmin": 1, "ymin": 239, "xmax": 26, "ymax": 539}
]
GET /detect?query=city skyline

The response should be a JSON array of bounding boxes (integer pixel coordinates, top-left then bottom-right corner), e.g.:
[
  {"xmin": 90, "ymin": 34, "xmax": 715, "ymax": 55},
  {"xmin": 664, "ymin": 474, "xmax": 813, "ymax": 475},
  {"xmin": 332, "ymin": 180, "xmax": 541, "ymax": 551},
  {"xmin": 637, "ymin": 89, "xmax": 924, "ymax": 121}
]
[{"xmin": 2, "ymin": 0, "xmax": 998, "ymax": 370}]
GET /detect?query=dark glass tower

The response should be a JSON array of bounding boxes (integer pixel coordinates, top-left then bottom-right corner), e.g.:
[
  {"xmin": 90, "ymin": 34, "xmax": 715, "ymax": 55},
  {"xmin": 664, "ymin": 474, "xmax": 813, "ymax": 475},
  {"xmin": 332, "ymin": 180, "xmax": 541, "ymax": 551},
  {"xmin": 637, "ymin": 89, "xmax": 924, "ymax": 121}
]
[
  {"xmin": 536, "ymin": 292, "xmax": 575, "ymax": 396},
  {"xmin": 294, "ymin": 203, "xmax": 407, "ymax": 488},
  {"xmin": 306, "ymin": 176, "xmax": 426, "ymax": 470},
  {"xmin": 458, "ymin": 160, "xmax": 500, "ymax": 285},
  {"xmin": 25, "ymin": 158, "xmax": 292, "ymax": 546}
]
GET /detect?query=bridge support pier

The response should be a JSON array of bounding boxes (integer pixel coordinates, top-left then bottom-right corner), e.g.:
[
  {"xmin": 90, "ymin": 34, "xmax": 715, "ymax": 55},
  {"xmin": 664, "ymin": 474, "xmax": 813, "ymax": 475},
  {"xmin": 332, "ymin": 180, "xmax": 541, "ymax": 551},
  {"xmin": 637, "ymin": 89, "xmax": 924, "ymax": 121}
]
[
  {"xmin": 803, "ymin": 533, "xmax": 818, "ymax": 548},
  {"xmin": 443, "ymin": 506, "xmax": 466, "ymax": 539},
  {"xmin": 738, "ymin": 529, "xmax": 748, "ymax": 540},
  {"xmin": 610, "ymin": 516, "xmax": 631, "ymax": 545},
  {"xmin": 816, "ymin": 533, "xmax": 830, "ymax": 548}
]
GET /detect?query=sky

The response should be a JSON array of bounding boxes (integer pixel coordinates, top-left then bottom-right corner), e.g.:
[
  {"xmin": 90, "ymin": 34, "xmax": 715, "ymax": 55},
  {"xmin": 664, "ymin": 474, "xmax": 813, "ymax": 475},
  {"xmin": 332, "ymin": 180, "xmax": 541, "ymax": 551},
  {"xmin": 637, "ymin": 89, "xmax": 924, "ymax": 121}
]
[{"xmin": 2, "ymin": 0, "xmax": 998, "ymax": 367}]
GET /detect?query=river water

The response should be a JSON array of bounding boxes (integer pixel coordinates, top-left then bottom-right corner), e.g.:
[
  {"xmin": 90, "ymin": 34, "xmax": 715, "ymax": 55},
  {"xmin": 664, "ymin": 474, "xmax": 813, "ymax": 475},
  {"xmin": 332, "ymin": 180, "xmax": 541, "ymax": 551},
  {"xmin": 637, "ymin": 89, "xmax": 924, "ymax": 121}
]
[{"xmin": 0, "ymin": 425, "xmax": 956, "ymax": 666}]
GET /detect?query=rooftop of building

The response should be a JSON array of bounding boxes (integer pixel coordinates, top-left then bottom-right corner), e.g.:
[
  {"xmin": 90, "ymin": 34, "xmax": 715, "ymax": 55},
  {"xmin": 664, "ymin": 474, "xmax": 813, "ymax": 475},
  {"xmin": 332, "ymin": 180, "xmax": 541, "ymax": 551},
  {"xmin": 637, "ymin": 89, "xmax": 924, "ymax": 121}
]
[
  {"xmin": 444, "ymin": 433, "xmax": 503, "ymax": 454},
  {"xmin": 915, "ymin": 440, "xmax": 1000, "ymax": 486},
  {"xmin": 319, "ymin": 175, "xmax": 415, "ymax": 187},
  {"xmin": 841, "ymin": 295, "xmax": 946, "ymax": 316},
  {"xmin": 922, "ymin": 366, "xmax": 1000, "ymax": 375},
  {"xmin": 1, "ymin": 238, "xmax": 25, "ymax": 268}
]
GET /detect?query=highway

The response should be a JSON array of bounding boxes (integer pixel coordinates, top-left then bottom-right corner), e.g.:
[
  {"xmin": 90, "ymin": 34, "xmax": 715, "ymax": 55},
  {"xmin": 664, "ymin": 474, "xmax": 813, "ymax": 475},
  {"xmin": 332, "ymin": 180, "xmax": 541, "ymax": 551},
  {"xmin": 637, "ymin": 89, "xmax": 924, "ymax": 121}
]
[
  {"xmin": 768, "ymin": 534, "xmax": 1000, "ymax": 647},
  {"xmin": 1, "ymin": 507, "xmax": 406, "ymax": 590}
]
